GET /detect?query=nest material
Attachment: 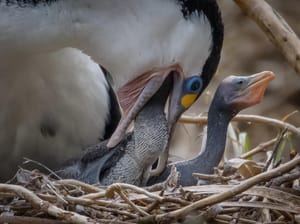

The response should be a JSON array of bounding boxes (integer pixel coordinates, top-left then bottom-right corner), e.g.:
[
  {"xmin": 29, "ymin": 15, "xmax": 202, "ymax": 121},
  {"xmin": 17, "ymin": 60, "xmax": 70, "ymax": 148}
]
[
  {"xmin": 1, "ymin": 114, "xmax": 299, "ymax": 224},
  {"xmin": 1, "ymin": 154, "xmax": 300, "ymax": 224}
]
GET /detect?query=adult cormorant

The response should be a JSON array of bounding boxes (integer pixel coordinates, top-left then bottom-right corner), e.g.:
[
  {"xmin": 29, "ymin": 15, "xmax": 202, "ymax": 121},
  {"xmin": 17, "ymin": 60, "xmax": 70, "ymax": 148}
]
[{"xmin": 0, "ymin": 0, "xmax": 223, "ymax": 179}]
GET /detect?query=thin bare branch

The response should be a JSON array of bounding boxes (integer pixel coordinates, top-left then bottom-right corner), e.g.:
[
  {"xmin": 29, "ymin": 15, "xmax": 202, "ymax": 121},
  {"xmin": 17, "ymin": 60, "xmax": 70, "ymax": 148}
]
[
  {"xmin": 55, "ymin": 179, "xmax": 103, "ymax": 193},
  {"xmin": 0, "ymin": 216, "xmax": 67, "ymax": 224},
  {"xmin": 233, "ymin": 0, "xmax": 300, "ymax": 75},
  {"xmin": 239, "ymin": 138, "xmax": 277, "ymax": 159},
  {"xmin": 0, "ymin": 184, "xmax": 96, "ymax": 224},
  {"xmin": 180, "ymin": 114, "xmax": 300, "ymax": 137}
]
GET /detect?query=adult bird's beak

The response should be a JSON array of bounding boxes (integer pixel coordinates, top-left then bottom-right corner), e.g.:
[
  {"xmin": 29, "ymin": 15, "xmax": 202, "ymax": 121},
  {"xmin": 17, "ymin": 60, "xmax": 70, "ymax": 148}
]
[
  {"xmin": 107, "ymin": 64, "xmax": 187, "ymax": 148},
  {"xmin": 233, "ymin": 71, "xmax": 275, "ymax": 110}
]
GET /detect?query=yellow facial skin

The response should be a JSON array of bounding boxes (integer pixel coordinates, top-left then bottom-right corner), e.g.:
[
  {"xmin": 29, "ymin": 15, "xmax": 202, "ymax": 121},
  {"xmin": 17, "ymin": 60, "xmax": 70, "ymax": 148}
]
[{"xmin": 181, "ymin": 94, "xmax": 198, "ymax": 109}]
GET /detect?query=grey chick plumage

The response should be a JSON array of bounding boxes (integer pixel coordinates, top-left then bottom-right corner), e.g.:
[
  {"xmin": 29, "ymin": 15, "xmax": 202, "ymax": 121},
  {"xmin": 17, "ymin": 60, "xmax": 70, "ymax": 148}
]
[{"xmin": 58, "ymin": 76, "xmax": 173, "ymax": 186}]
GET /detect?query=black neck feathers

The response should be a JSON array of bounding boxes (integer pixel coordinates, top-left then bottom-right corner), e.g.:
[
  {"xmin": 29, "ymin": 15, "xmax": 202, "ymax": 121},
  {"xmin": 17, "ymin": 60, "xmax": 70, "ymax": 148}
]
[{"xmin": 177, "ymin": 0, "xmax": 224, "ymax": 92}]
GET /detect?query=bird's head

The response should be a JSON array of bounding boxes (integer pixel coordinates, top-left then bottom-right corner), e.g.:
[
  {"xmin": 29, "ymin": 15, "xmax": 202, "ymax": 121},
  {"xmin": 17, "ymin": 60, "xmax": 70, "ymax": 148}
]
[
  {"xmin": 214, "ymin": 71, "xmax": 275, "ymax": 117},
  {"xmin": 105, "ymin": 0, "xmax": 224, "ymax": 148},
  {"xmin": 107, "ymin": 66, "xmax": 204, "ymax": 148}
]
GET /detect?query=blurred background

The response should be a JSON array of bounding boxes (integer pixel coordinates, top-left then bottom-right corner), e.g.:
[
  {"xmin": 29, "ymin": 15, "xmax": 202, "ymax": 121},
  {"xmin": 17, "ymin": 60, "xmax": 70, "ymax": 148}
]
[{"xmin": 170, "ymin": 0, "xmax": 300, "ymax": 162}]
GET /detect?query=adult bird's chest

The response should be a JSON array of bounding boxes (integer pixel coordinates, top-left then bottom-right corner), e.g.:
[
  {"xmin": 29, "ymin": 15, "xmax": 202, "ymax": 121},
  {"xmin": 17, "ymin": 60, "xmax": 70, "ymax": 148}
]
[{"xmin": 0, "ymin": 48, "xmax": 113, "ymax": 181}]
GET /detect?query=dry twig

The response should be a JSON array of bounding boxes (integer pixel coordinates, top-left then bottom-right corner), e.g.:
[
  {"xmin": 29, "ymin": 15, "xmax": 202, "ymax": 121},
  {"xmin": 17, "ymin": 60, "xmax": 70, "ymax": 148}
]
[
  {"xmin": 239, "ymin": 138, "xmax": 277, "ymax": 159},
  {"xmin": 192, "ymin": 173, "xmax": 233, "ymax": 183},
  {"xmin": 180, "ymin": 114, "xmax": 300, "ymax": 137},
  {"xmin": 233, "ymin": 0, "xmax": 300, "ymax": 75},
  {"xmin": 55, "ymin": 179, "xmax": 103, "ymax": 193},
  {"xmin": 270, "ymin": 166, "xmax": 300, "ymax": 187},
  {"xmin": 0, "ymin": 216, "xmax": 67, "ymax": 224},
  {"xmin": 0, "ymin": 184, "xmax": 96, "ymax": 224},
  {"xmin": 154, "ymin": 155, "xmax": 300, "ymax": 223}
]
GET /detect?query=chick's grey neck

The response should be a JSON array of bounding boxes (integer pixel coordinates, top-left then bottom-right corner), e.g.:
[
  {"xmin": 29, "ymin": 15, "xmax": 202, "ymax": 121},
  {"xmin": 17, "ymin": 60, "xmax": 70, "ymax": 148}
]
[
  {"xmin": 98, "ymin": 77, "xmax": 171, "ymax": 186},
  {"xmin": 198, "ymin": 100, "xmax": 233, "ymax": 170},
  {"xmin": 174, "ymin": 105, "xmax": 232, "ymax": 184},
  {"xmin": 131, "ymin": 79, "xmax": 171, "ymax": 167},
  {"xmin": 147, "ymin": 94, "xmax": 233, "ymax": 186}
]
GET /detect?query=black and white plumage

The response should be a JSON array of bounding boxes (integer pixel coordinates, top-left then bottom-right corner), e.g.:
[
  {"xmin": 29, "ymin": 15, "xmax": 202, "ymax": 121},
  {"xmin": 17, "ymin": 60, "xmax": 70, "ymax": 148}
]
[
  {"xmin": 0, "ymin": 0, "xmax": 223, "ymax": 179},
  {"xmin": 0, "ymin": 49, "xmax": 121, "ymax": 180},
  {"xmin": 147, "ymin": 71, "xmax": 275, "ymax": 186}
]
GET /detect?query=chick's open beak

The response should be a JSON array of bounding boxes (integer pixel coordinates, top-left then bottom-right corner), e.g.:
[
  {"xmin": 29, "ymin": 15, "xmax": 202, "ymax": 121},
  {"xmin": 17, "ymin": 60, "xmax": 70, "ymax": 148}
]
[{"xmin": 234, "ymin": 71, "xmax": 275, "ymax": 110}]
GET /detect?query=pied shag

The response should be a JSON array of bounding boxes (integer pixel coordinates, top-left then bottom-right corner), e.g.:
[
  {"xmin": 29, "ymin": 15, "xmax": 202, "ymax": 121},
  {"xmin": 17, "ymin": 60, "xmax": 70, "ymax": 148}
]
[{"xmin": 0, "ymin": 0, "xmax": 223, "ymax": 180}]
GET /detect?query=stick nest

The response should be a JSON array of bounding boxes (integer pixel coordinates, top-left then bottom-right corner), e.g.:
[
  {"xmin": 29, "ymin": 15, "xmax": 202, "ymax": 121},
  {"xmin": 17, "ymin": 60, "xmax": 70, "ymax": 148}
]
[{"xmin": 1, "ymin": 152, "xmax": 300, "ymax": 224}]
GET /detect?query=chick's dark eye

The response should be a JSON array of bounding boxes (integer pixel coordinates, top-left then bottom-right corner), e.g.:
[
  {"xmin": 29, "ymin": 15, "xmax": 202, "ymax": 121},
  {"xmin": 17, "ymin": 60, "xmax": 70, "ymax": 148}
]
[{"xmin": 237, "ymin": 80, "xmax": 244, "ymax": 85}]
